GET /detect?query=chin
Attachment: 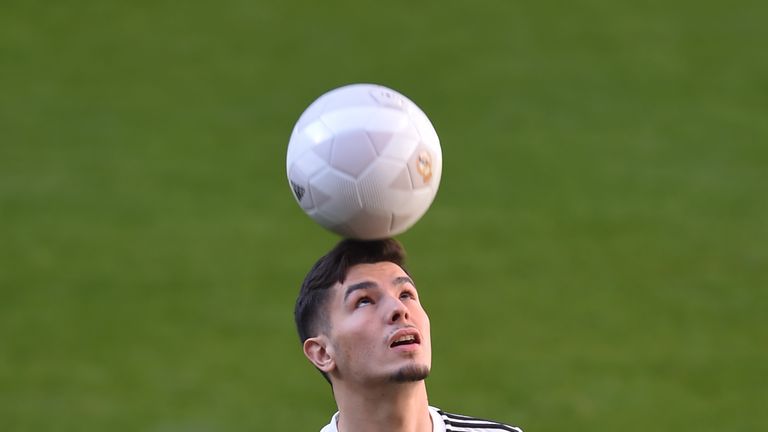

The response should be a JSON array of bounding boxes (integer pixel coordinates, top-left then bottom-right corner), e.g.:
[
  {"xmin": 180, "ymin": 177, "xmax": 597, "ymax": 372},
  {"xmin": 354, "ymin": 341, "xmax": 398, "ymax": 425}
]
[{"xmin": 390, "ymin": 364, "xmax": 431, "ymax": 383}]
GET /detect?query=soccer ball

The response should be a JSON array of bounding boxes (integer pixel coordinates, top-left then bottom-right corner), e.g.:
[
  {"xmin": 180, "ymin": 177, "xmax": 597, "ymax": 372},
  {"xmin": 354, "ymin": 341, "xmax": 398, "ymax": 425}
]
[{"xmin": 286, "ymin": 83, "xmax": 442, "ymax": 240}]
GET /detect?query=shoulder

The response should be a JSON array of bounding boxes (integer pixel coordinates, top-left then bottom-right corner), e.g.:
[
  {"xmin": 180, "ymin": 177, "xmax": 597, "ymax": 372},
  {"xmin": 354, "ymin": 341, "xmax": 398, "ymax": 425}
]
[{"xmin": 433, "ymin": 407, "xmax": 524, "ymax": 432}]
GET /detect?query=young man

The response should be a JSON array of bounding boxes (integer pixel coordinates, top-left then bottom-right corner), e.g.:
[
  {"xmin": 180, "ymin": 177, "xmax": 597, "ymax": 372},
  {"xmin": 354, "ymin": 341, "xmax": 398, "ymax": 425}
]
[{"xmin": 295, "ymin": 238, "xmax": 523, "ymax": 432}]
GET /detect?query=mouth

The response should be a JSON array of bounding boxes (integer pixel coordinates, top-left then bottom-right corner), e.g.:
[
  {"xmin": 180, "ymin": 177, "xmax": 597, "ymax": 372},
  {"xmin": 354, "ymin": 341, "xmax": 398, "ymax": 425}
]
[{"xmin": 389, "ymin": 329, "xmax": 421, "ymax": 348}]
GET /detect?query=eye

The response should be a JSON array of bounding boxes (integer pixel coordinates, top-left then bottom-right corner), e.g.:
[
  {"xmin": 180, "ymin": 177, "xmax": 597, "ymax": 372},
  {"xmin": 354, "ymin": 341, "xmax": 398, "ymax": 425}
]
[
  {"xmin": 355, "ymin": 296, "xmax": 373, "ymax": 308},
  {"xmin": 400, "ymin": 290, "xmax": 417, "ymax": 301}
]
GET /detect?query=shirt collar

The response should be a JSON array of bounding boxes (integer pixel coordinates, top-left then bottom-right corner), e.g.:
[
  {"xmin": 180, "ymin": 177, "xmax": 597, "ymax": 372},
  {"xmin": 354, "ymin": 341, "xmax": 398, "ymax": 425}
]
[{"xmin": 322, "ymin": 406, "xmax": 445, "ymax": 432}]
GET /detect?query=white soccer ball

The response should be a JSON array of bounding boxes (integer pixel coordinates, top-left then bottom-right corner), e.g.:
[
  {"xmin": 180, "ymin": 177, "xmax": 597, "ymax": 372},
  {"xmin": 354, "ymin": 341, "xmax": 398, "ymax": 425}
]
[{"xmin": 287, "ymin": 83, "xmax": 442, "ymax": 239}]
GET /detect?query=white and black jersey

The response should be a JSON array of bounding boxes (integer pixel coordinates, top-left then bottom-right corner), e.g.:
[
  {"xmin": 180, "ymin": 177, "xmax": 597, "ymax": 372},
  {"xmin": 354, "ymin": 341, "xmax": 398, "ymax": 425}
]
[
  {"xmin": 436, "ymin": 408, "xmax": 523, "ymax": 432},
  {"xmin": 319, "ymin": 406, "xmax": 522, "ymax": 432}
]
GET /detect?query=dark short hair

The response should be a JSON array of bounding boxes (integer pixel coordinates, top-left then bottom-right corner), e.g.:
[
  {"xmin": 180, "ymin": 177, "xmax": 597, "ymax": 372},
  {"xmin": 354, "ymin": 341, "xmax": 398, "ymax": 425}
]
[{"xmin": 294, "ymin": 238, "xmax": 407, "ymax": 345}]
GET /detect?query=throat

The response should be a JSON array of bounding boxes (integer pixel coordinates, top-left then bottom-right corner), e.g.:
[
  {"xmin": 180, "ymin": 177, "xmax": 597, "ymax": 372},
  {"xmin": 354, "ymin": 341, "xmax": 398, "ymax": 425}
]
[
  {"xmin": 334, "ymin": 380, "xmax": 431, "ymax": 432},
  {"xmin": 337, "ymin": 401, "xmax": 433, "ymax": 432}
]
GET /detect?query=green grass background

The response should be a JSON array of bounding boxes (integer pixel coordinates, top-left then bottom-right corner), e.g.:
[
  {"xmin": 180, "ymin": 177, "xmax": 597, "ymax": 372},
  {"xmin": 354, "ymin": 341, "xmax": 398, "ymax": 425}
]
[{"xmin": 2, "ymin": 0, "xmax": 767, "ymax": 430}]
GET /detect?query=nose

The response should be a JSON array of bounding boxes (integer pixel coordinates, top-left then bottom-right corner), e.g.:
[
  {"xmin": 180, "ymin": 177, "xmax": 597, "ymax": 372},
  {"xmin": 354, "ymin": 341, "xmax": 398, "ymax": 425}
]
[{"xmin": 388, "ymin": 296, "xmax": 410, "ymax": 323}]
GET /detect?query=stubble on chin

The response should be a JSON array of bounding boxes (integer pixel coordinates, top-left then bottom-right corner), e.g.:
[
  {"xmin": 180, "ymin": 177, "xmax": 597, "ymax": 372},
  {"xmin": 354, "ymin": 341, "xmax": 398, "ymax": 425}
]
[{"xmin": 390, "ymin": 364, "xmax": 430, "ymax": 383}]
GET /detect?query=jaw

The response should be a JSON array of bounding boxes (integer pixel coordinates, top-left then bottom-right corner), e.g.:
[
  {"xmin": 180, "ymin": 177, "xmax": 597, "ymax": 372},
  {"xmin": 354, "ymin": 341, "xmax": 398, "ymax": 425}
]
[
  {"xmin": 390, "ymin": 363, "xmax": 430, "ymax": 383},
  {"xmin": 384, "ymin": 346, "xmax": 432, "ymax": 383},
  {"xmin": 337, "ymin": 353, "xmax": 431, "ymax": 387}
]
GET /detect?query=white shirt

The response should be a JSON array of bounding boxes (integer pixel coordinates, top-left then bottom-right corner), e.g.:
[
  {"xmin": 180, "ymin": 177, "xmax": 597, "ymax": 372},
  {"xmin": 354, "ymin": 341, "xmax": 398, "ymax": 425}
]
[{"xmin": 320, "ymin": 406, "xmax": 446, "ymax": 432}]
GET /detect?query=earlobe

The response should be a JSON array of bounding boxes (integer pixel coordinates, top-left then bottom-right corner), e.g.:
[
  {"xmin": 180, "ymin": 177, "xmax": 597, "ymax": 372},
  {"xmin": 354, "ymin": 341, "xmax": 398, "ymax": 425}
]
[{"xmin": 303, "ymin": 336, "xmax": 335, "ymax": 373}]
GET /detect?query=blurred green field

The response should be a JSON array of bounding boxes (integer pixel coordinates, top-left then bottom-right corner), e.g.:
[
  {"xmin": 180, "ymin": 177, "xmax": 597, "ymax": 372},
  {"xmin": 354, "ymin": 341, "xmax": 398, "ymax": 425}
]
[{"xmin": 2, "ymin": 0, "xmax": 767, "ymax": 431}]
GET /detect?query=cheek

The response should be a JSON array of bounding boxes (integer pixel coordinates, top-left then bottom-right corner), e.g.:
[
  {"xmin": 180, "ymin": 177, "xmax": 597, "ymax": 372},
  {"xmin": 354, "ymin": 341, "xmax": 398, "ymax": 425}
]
[
  {"xmin": 332, "ymin": 316, "xmax": 378, "ymax": 354},
  {"xmin": 416, "ymin": 306, "xmax": 431, "ymax": 339},
  {"xmin": 415, "ymin": 304, "xmax": 430, "ymax": 326}
]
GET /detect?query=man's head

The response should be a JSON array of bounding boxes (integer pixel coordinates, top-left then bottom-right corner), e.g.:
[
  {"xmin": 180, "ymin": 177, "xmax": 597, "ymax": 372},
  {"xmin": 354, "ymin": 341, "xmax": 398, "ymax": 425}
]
[{"xmin": 294, "ymin": 239, "xmax": 432, "ymax": 386}]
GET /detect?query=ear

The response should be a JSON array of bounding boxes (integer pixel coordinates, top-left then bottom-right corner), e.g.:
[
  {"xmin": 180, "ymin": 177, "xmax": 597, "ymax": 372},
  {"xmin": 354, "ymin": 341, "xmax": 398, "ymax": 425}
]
[{"xmin": 303, "ymin": 335, "xmax": 335, "ymax": 373}]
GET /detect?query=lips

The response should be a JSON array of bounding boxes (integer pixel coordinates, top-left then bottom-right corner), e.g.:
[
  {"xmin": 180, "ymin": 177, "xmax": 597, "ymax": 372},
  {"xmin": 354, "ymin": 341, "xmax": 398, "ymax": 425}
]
[{"xmin": 389, "ymin": 328, "xmax": 421, "ymax": 348}]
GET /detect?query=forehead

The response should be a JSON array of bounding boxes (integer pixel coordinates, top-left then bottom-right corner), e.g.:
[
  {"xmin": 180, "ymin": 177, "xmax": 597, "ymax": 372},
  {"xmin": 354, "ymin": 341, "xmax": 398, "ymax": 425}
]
[{"xmin": 343, "ymin": 261, "xmax": 409, "ymax": 285}]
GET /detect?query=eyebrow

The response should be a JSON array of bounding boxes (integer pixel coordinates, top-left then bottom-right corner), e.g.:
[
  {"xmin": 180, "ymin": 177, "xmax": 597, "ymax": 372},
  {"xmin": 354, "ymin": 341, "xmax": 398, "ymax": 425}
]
[
  {"xmin": 343, "ymin": 276, "xmax": 416, "ymax": 302},
  {"xmin": 344, "ymin": 281, "xmax": 377, "ymax": 302},
  {"xmin": 393, "ymin": 276, "xmax": 415, "ymax": 287}
]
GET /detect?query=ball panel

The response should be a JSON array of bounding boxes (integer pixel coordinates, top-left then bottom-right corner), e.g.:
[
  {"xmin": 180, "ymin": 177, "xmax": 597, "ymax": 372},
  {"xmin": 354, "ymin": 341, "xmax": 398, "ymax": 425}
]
[
  {"xmin": 345, "ymin": 209, "xmax": 394, "ymax": 240},
  {"xmin": 292, "ymin": 146, "xmax": 329, "ymax": 179},
  {"xmin": 398, "ymin": 187, "xmax": 436, "ymax": 216},
  {"xmin": 330, "ymin": 130, "xmax": 377, "ymax": 178},
  {"xmin": 307, "ymin": 183, "xmax": 332, "ymax": 209},
  {"xmin": 287, "ymin": 164, "xmax": 315, "ymax": 210},
  {"xmin": 374, "ymin": 132, "xmax": 420, "ymax": 161},
  {"xmin": 310, "ymin": 169, "xmax": 361, "ymax": 220},
  {"xmin": 366, "ymin": 130, "xmax": 394, "ymax": 155},
  {"xmin": 387, "ymin": 165, "xmax": 413, "ymax": 191},
  {"xmin": 357, "ymin": 159, "xmax": 412, "ymax": 210},
  {"xmin": 302, "ymin": 120, "xmax": 334, "ymax": 147},
  {"xmin": 288, "ymin": 121, "xmax": 335, "ymax": 173},
  {"xmin": 308, "ymin": 210, "xmax": 352, "ymax": 237},
  {"xmin": 406, "ymin": 104, "xmax": 440, "ymax": 146},
  {"xmin": 363, "ymin": 108, "xmax": 411, "ymax": 134},
  {"xmin": 311, "ymin": 136, "xmax": 333, "ymax": 164},
  {"xmin": 389, "ymin": 188, "xmax": 439, "ymax": 236},
  {"xmin": 320, "ymin": 107, "xmax": 376, "ymax": 134},
  {"xmin": 286, "ymin": 131, "xmax": 313, "ymax": 173},
  {"xmin": 390, "ymin": 212, "xmax": 417, "ymax": 237}
]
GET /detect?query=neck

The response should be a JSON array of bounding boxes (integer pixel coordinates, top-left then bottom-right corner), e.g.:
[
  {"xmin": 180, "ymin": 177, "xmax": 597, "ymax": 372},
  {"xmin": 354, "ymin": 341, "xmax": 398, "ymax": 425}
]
[{"xmin": 333, "ymin": 380, "xmax": 432, "ymax": 432}]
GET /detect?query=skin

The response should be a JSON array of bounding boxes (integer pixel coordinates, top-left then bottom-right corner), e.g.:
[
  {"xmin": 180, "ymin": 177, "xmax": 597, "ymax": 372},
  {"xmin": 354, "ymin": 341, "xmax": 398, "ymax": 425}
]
[{"xmin": 303, "ymin": 262, "xmax": 434, "ymax": 432}]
